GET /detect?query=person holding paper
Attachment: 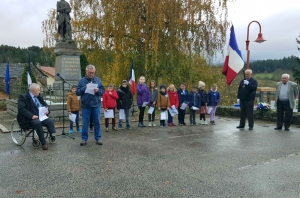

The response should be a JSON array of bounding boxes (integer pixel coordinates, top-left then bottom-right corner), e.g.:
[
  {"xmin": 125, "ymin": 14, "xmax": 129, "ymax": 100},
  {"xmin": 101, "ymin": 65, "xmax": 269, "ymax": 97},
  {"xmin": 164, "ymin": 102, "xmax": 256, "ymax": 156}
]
[
  {"xmin": 167, "ymin": 84, "xmax": 179, "ymax": 126},
  {"xmin": 76, "ymin": 65, "xmax": 105, "ymax": 146},
  {"xmin": 148, "ymin": 80, "xmax": 158, "ymax": 127},
  {"xmin": 198, "ymin": 81, "xmax": 208, "ymax": 125},
  {"xmin": 177, "ymin": 82, "xmax": 189, "ymax": 126},
  {"xmin": 207, "ymin": 84, "xmax": 220, "ymax": 125},
  {"xmin": 117, "ymin": 80, "xmax": 133, "ymax": 129},
  {"xmin": 67, "ymin": 85, "xmax": 81, "ymax": 134},
  {"xmin": 189, "ymin": 86, "xmax": 201, "ymax": 125},
  {"xmin": 17, "ymin": 83, "xmax": 56, "ymax": 150},
  {"xmin": 103, "ymin": 84, "xmax": 119, "ymax": 132},
  {"xmin": 137, "ymin": 75, "xmax": 150, "ymax": 127},
  {"xmin": 157, "ymin": 84, "xmax": 170, "ymax": 127}
]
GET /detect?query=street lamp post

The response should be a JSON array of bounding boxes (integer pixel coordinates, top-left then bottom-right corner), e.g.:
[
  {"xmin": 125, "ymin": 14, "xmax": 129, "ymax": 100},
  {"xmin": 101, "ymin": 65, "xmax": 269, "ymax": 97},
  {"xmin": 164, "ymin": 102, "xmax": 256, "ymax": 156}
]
[{"xmin": 246, "ymin": 20, "xmax": 266, "ymax": 69}]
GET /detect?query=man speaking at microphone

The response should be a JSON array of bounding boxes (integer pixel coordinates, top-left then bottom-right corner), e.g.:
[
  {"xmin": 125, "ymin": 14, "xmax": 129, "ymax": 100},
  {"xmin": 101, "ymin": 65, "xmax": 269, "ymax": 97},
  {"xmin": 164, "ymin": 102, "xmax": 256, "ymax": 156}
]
[
  {"xmin": 236, "ymin": 69, "xmax": 258, "ymax": 130},
  {"xmin": 76, "ymin": 65, "xmax": 105, "ymax": 146}
]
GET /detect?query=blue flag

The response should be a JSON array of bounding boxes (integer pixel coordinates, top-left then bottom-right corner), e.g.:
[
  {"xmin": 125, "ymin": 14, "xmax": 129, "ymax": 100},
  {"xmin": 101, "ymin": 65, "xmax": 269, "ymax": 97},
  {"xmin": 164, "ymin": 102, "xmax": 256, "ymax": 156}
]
[{"xmin": 5, "ymin": 62, "xmax": 10, "ymax": 95}]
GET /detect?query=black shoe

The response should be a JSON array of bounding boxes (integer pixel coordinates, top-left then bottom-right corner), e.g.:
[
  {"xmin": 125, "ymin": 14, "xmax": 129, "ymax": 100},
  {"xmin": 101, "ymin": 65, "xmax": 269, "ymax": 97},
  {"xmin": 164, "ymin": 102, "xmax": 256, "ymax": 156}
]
[
  {"xmin": 50, "ymin": 134, "xmax": 56, "ymax": 142},
  {"xmin": 96, "ymin": 140, "xmax": 103, "ymax": 145},
  {"xmin": 249, "ymin": 127, "xmax": 253, "ymax": 130},
  {"xmin": 274, "ymin": 127, "xmax": 282, "ymax": 130},
  {"xmin": 285, "ymin": 128, "xmax": 290, "ymax": 131},
  {"xmin": 236, "ymin": 126, "xmax": 244, "ymax": 129},
  {"xmin": 182, "ymin": 123, "xmax": 187, "ymax": 126},
  {"xmin": 141, "ymin": 122, "xmax": 146, "ymax": 127},
  {"xmin": 42, "ymin": 144, "xmax": 48, "ymax": 150}
]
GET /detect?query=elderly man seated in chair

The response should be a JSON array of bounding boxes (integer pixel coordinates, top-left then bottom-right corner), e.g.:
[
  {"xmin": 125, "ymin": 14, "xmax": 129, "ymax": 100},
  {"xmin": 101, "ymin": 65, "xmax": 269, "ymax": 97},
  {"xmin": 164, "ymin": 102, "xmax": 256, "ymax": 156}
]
[{"xmin": 18, "ymin": 83, "xmax": 56, "ymax": 150}]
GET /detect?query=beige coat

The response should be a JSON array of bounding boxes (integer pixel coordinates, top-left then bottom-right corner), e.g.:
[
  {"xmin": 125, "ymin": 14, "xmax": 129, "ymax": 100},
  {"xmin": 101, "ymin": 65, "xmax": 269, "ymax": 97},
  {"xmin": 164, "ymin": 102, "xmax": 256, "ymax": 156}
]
[{"xmin": 275, "ymin": 81, "xmax": 299, "ymax": 109}]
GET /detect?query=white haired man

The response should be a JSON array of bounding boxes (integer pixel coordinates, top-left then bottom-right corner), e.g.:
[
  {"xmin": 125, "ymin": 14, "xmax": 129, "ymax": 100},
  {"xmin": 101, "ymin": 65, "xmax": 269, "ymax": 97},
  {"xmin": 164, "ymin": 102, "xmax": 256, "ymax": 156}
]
[
  {"xmin": 274, "ymin": 74, "xmax": 299, "ymax": 131},
  {"xmin": 236, "ymin": 69, "xmax": 258, "ymax": 130},
  {"xmin": 18, "ymin": 83, "xmax": 56, "ymax": 150},
  {"xmin": 76, "ymin": 65, "xmax": 105, "ymax": 146}
]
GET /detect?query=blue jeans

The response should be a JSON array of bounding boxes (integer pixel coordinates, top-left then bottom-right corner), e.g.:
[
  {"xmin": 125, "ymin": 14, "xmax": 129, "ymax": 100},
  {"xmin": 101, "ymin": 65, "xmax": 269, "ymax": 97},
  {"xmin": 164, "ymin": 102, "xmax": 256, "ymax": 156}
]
[
  {"xmin": 118, "ymin": 108, "xmax": 130, "ymax": 128},
  {"xmin": 81, "ymin": 106, "xmax": 101, "ymax": 141},
  {"xmin": 69, "ymin": 111, "xmax": 79, "ymax": 130},
  {"xmin": 167, "ymin": 110, "xmax": 173, "ymax": 123}
]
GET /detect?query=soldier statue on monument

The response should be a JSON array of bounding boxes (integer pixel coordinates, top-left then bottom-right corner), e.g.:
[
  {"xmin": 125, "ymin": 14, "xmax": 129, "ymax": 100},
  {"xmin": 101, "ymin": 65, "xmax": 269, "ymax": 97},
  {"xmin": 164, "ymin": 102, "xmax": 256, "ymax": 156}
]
[{"xmin": 57, "ymin": 0, "xmax": 73, "ymax": 43}]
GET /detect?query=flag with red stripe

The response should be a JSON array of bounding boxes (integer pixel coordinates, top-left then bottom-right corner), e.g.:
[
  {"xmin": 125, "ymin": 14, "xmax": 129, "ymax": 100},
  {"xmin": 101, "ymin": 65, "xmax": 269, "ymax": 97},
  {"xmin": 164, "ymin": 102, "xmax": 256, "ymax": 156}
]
[
  {"xmin": 222, "ymin": 26, "xmax": 244, "ymax": 85},
  {"xmin": 129, "ymin": 62, "xmax": 136, "ymax": 95}
]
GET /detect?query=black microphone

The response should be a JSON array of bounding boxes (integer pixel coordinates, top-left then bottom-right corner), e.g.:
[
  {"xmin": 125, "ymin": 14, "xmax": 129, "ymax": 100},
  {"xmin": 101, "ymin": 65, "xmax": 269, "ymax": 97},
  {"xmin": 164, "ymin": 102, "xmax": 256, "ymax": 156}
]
[{"xmin": 56, "ymin": 73, "xmax": 60, "ymax": 77}]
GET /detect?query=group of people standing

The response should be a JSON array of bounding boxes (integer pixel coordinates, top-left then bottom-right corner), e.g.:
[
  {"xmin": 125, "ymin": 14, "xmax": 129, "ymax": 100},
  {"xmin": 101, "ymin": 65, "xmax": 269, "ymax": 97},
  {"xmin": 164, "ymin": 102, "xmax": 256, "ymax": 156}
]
[
  {"xmin": 134, "ymin": 76, "xmax": 220, "ymax": 127},
  {"xmin": 67, "ymin": 65, "xmax": 221, "ymax": 146},
  {"xmin": 237, "ymin": 69, "xmax": 299, "ymax": 131},
  {"xmin": 17, "ymin": 66, "xmax": 298, "ymax": 150}
]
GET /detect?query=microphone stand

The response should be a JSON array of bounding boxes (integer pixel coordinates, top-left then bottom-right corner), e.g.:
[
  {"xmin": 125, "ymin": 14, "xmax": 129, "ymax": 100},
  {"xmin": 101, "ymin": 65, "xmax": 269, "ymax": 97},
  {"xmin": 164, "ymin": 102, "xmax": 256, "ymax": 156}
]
[{"xmin": 56, "ymin": 74, "xmax": 75, "ymax": 139}]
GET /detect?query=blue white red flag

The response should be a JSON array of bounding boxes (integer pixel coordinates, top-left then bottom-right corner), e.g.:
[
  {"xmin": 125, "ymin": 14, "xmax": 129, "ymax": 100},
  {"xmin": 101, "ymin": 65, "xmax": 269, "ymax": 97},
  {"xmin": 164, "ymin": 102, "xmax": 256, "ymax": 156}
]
[
  {"xmin": 222, "ymin": 26, "xmax": 244, "ymax": 85},
  {"xmin": 129, "ymin": 62, "xmax": 136, "ymax": 95}
]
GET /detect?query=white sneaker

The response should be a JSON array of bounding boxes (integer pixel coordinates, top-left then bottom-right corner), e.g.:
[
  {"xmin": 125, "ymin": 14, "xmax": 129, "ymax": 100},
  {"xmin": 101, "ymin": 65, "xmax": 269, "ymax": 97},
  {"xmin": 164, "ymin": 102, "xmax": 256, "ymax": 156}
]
[
  {"xmin": 203, "ymin": 121, "xmax": 208, "ymax": 125},
  {"xmin": 152, "ymin": 122, "xmax": 156, "ymax": 127},
  {"xmin": 200, "ymin": 120, "xmax": 204, "ymax": 125},
  {"xmin": 148, "ymin": 122, "xmax": 152, "ymax": 127}
]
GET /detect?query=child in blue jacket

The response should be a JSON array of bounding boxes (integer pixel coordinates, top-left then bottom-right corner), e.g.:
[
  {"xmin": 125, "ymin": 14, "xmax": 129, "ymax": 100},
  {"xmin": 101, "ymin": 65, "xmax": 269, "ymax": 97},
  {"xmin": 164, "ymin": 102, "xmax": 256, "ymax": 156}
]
[
  {"xmin": 207, "ymin": 84, "xmax": 220, "ymax": 125},
  {"xmin": 189, "ymin": 86, "xmax": 201, "ymax": 125}
]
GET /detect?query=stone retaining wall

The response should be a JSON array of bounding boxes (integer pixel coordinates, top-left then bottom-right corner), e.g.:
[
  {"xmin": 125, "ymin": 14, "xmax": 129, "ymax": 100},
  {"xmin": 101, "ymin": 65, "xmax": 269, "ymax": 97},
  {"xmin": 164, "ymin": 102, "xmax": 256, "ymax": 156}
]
[
  {"xmin": 216, "ymin": 106, "xmax": 300, "ymax": 125},
  {"xmin": 6, "ymin": 100, "xmax": 300, "ymax": 125}
]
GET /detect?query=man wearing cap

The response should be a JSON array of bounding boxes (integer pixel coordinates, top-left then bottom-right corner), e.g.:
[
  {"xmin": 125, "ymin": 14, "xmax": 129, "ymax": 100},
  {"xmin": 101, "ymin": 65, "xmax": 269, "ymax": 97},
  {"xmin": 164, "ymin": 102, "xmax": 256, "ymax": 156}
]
[
  {"xmin": 236, "ymin": 69, "xmax": 258, "ymax": 130},
  {"xmin": 274, "ymin": 74, "xmax": 299, "ymax": 131}
]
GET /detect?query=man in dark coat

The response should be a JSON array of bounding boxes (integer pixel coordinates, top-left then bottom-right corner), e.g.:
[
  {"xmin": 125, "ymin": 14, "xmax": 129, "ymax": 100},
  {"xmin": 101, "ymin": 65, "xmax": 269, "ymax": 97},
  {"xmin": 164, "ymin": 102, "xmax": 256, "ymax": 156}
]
[
  {"xmin": 236, "ymin": 69, "xmax": 258, "ymax": 130},
  {"xmin": 17, "ymin": 83, "xmax": 56, "ymax": 150}
]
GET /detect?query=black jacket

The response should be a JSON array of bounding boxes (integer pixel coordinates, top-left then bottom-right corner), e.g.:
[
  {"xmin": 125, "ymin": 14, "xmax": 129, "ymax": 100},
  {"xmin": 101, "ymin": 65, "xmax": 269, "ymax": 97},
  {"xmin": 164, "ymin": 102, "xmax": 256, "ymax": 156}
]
[
  {"xmin": 237, "ymin": 78, "xmax": 258, "ymax": 101},
  {"xmin": 198, "ymin": 89, "xmax": 208, "ymax": 105},
  {"xmin": 116, "ymin": 86, "xmax": 133, "ymax": 109},
  {"xmin": 17, "ymin": 92, "xmax": 49, "ymax": 129}
]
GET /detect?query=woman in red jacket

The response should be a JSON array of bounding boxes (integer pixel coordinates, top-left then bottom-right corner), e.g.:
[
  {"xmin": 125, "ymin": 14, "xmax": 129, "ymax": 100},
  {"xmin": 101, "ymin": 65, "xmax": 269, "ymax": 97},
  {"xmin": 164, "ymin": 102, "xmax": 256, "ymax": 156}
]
[
  {"xmin": 102, "ymin": 84, "xmax": 119, "ymax": 132},
  {"xmin": 167, "ymin": 84, "xmax": 179, "ymax": 126}
]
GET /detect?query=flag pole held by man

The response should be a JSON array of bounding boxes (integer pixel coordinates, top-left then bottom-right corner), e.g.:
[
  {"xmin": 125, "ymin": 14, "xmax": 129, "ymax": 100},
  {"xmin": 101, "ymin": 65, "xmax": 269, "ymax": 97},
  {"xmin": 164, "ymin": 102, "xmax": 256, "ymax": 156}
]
[{"xmin": 222, "ymin": 25, "xmax": 244, "ymax": 85}]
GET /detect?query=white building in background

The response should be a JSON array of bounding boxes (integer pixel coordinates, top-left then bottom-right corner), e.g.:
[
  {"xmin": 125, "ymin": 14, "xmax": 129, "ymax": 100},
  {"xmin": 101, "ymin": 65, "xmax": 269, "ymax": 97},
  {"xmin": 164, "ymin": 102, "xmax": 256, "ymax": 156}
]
[{"xmin": 39, "ymin": 66, "xmax": 55, "ymax": 86}]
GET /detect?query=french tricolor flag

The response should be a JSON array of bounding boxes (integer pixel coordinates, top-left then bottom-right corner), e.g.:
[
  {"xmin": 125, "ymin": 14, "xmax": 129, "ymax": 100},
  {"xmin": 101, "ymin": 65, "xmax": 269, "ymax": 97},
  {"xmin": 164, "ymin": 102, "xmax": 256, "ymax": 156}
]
[
  {"xmin": 129, "ymin": 62, "xmax": 136, "ymax": 95},
  {"xmin": 222, "ymin": 26, "xmax": 244, "ymax": 85}
]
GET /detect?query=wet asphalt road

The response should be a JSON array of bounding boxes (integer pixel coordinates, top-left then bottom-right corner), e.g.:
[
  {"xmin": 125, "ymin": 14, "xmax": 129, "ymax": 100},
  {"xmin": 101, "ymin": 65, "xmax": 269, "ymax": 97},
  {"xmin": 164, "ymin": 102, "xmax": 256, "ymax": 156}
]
[{"xmin": 1, "ymin": 116, "xmax": 300, "ymax": 198}]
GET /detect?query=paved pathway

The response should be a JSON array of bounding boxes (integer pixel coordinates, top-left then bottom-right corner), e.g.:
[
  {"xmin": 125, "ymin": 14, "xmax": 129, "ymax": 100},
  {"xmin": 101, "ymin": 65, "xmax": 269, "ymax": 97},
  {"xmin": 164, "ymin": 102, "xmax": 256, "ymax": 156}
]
[{"xmin": 1, "ymin": 116, "xmax": 300, "ymax": 197}]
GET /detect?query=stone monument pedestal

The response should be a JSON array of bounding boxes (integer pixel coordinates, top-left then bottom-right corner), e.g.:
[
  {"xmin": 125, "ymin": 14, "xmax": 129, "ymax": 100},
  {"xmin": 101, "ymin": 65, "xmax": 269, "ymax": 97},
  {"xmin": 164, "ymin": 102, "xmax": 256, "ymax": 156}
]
[{"xmin": 53, "ymin": 42, "xmax": 82, "ymax": 90}]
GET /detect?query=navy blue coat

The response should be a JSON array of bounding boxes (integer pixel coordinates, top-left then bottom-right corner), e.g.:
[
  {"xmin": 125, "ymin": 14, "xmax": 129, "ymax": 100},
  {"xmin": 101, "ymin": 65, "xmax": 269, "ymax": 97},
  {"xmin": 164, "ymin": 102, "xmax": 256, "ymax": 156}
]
[
  {"xmin": 177, "ymin": 88, "xmax": 189, "ymax": 105},
  {"xmin": 207, "ymin": 90, "xmax": 220, "ymax": 106},
  {"xmin": 237, "ymin": 78, "xmax": 258, "ymax": 101},
  {"xmin": 188, "ymin": 91, "xmax": 201, "ymax": 108}
]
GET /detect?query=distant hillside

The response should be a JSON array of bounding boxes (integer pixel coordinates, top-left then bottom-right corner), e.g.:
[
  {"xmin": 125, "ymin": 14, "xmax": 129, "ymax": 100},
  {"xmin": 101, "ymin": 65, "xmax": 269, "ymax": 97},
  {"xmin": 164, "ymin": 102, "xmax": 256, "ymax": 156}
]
[
  {"xmin": 217, "ymin": 56, "xmax": 299, "ymax": 73},
  {"xmin": 0, "ymin": 45, "xmax": 55, "ymax": 66}
]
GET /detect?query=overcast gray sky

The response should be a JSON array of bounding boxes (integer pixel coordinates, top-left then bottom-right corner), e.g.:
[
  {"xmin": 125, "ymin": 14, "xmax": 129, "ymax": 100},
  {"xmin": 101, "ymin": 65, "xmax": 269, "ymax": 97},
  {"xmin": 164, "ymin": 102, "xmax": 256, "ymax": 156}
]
[{"xmin": 0, "ymin": 0, "xmax": 300, "ymax": 61}]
